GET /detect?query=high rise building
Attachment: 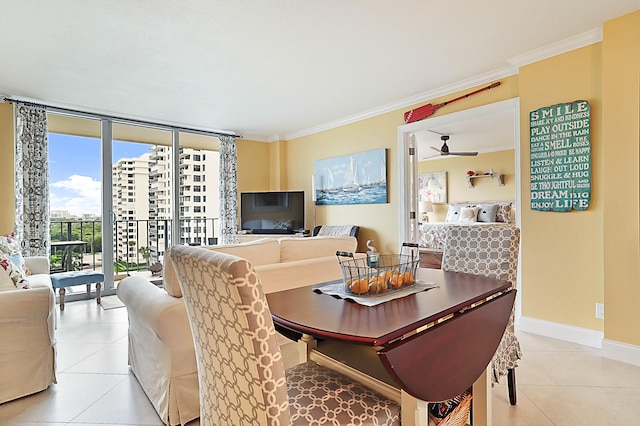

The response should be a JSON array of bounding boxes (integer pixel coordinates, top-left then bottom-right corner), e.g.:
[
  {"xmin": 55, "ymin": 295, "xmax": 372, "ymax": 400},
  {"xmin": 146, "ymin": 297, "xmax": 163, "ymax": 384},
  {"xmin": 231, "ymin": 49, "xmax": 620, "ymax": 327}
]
[
  {"xmin": 112, "ymin": 154, "xmax": 151, "ymax": 264},
  {"xmin": 148, "ymin": 146, "xmax": 219, "ymax": 261}
]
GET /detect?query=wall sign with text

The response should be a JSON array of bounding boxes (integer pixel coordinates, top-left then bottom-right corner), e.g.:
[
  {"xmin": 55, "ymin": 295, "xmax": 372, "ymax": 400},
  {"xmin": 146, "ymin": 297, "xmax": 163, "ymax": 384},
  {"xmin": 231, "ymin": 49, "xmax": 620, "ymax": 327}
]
[{"xmin": 529, "ymin": 100, "xmax": 591, "ymax": 212}]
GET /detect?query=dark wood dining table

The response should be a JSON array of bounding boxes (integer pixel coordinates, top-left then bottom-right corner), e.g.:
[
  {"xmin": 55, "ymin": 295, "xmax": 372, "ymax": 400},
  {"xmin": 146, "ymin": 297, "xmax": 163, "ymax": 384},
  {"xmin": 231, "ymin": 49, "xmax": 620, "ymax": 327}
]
[{"xmin": 266, "ymin": 267, "xmax": 515, "ymax": 426}]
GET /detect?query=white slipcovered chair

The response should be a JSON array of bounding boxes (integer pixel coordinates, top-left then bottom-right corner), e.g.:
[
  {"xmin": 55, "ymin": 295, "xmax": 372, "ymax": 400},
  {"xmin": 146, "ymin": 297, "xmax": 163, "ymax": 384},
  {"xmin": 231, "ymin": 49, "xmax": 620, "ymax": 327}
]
[
  {"xmin": 169, "ymin": 245, "xmax": 400, "ymax": 425},
  {"xmin": 0, "ymin": 255, "xmax": 57, "ymax": 404},
  {"xmin": 441, "ymin": 224, "xmax": 522, "ymax": 405}
]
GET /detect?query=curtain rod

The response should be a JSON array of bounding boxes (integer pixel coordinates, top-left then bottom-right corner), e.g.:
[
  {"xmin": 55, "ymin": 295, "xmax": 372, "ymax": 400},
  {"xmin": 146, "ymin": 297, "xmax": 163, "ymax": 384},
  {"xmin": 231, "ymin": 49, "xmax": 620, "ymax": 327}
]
[{"xmin": 0, "ymin": 95, "xmax": 243, "ymax": 139}]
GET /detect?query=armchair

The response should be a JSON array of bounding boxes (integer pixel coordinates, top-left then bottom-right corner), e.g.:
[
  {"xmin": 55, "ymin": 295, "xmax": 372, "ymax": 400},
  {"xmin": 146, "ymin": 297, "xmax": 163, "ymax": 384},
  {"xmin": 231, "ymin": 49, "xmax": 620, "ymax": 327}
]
[{"xmin": 0, "ymin": 256, "xmax": 57, "ymax": 404}]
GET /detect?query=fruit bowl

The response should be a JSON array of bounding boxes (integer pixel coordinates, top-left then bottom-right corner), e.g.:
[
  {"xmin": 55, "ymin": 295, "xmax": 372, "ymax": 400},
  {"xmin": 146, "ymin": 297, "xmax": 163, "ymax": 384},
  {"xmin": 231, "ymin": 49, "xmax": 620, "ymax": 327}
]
[{"xmin": 337, "ymin": 244, "xmax": 419, "ymax": 297}]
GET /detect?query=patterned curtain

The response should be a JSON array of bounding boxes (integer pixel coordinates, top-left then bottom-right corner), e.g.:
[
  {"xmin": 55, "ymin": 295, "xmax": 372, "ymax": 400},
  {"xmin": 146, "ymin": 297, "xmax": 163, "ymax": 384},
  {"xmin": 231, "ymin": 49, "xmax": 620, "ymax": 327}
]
[
  {"xmin": 15, "ymin": 104, "xmax": 50, "ymax": 256},
  {"xmin": 218, "ymin": 135, "xmax": 238, "ymax": 244}
]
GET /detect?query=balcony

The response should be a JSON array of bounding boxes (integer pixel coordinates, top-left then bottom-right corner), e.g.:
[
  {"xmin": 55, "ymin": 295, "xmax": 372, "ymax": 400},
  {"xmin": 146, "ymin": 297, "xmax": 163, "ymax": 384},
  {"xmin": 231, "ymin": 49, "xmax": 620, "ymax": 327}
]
[{"xmin": 50, "ymin": 217, "xmax": 220, "ymax": 279}]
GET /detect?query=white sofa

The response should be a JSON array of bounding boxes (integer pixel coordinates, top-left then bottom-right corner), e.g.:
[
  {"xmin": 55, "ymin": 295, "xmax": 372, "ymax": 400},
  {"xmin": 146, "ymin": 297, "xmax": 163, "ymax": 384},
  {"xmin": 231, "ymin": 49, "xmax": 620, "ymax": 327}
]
[
  {"xmin": 117, "ymin": 235, "xmax": 358, "ymax": 425},
  {"xmin": 0, "ymin": 256, "xmax": 57, "ymax": 404}
]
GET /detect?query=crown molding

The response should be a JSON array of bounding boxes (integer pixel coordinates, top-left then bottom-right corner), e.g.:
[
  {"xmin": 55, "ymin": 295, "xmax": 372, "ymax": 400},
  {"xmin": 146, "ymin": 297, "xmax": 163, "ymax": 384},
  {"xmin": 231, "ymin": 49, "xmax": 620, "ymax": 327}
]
[
  {"xmin": 284, "ymin": 27, "xmax": 603, "ymax": 141},
  {"xmin": 508, "ymin": 27, "xmax": 603, "ymax": 68},
  {"xmin": 240, "ymin": 132, "xmax": 275, "ymax": 142},
  {"xmin": 283, "ymin": 65, "xmax": 518, "ymax": 141}
]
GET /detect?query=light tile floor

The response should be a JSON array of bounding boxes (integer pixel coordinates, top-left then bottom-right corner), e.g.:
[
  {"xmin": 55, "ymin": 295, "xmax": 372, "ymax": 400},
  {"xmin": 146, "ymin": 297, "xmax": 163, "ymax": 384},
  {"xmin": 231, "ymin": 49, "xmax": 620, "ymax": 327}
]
[{"xmin": 1, "ymin": 298, "xmax": 639, "ymax": 425}]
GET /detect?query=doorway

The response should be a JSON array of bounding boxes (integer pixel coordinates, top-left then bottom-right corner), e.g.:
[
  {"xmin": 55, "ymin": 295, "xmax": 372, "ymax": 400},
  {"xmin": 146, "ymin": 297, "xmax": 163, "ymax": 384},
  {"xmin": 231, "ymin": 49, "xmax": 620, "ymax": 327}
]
[{"xmin": 396, "ymin": 97, "xmax": 522, "ymax": 316}]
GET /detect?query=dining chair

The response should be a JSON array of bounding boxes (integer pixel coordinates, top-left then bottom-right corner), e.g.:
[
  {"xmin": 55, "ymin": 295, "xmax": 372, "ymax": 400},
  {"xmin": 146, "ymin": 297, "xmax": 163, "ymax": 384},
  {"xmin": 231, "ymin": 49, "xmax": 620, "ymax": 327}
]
[
  {"xmin": 169, "ymin": 245, "xmax": 400, "ymax": 425},
  {"xmin": 441, "ymin": 224, "xmax": 521, "ymax": 405}
]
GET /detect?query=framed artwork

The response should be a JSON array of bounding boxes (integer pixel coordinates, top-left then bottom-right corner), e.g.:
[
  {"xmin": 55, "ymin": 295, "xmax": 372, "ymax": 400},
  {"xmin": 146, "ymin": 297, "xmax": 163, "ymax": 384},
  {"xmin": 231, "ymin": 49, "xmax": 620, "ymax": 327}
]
[
  {"xmin": 418, "ymin": 171, "xmax": 447, "ymax": 204},
  {"xmin": 314, "ymin": 149, "xmax": 387, "ymax": 205}
]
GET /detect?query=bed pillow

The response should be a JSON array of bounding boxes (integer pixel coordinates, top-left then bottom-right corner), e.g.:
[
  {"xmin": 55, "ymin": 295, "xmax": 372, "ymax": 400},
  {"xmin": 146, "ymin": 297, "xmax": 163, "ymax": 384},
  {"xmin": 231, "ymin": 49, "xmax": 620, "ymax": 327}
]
[
  {"xmin": 496, "ymin": 202, "xmax": 513, "ymax": 223},
  {"xmin": 459, "ymin": 206, "xmax": 480, "ymax": 223},
  {"xmin": 477, "ymin": 204, "xmax": 499, "ymax": 222},
  {"xmin": 445, "ymin": 205, "xmax": 462, "ymax": 222}
]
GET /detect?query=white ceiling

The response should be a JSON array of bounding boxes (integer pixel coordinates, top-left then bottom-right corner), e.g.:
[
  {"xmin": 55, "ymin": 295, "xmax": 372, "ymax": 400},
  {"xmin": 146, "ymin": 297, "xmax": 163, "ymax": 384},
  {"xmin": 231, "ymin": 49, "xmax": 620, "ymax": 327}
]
[
  {"xmin": 1, "ymin": 1, "xmax": 638, "ymax": 142},
  {"xmin": 413, "ymin": 105, "xmax": 516, "ymax": 161}
]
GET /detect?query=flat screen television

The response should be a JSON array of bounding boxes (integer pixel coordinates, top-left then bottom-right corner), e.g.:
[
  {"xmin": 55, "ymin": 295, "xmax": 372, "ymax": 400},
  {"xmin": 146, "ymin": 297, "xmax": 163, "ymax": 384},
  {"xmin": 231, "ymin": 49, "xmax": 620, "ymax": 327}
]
[{"xmin": 240, "ymin": 191, "xmax": 305, "ymax": 234}]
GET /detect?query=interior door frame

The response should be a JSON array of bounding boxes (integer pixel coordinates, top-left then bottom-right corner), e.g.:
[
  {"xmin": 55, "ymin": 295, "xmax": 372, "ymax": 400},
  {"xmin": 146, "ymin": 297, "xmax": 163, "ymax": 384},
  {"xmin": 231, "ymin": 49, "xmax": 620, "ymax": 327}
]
[{"xmin": 397, "ymin": 97, "xmax": 522, "ymax": 319}]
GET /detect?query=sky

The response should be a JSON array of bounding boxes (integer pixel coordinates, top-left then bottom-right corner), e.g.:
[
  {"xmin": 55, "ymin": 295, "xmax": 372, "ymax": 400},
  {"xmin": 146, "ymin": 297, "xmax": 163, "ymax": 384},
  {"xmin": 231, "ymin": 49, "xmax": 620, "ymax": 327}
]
[{"xmin": 49, "ymin": 133, "xmax": 151, "ymax": 216}]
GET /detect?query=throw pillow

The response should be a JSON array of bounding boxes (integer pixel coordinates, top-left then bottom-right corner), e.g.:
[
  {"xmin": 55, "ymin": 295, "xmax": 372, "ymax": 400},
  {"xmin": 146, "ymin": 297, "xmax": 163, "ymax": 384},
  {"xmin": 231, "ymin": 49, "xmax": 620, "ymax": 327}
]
[
  {"xmin": 0, "ymin": 232, "xmax": 21, "ymax": 256},
  {"xmin": 459, "ymin": 206, "xmax": 480, "ymax": 223},
  {"xmin": 9, "ymin": 252, "xmax": 28, "ymax": 278},
  {"xmin": 0, "ymin": 251, "xmax": 29, "ymax": 289},
  {"xmin": 477, "ymin": 204, "xmax": 499, "ymax": 222},
  {"xmin": 445, "ymin": 205, "xmax": 462, "ymax": 222}
]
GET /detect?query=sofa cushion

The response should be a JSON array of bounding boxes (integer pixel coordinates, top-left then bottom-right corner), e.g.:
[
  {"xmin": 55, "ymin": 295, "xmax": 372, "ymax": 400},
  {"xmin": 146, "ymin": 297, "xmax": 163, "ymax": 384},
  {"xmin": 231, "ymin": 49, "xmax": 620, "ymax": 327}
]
[
  {"xmin": 26, "ymin": 274, "xmax": 52, "ymax": 289},
  {"xmin": 279, "ymin": 236, "xmax": 357, "ymax": 263},
  {"xmin": 163, "ymin": 239, "xmax": 282, "ymax": 298},
  {"xmin": 209, "ymin": 239, "xmax": 281, "ymax": 266},
  {"xmin": 0, "ymin": 267, "xmax": 15, "ymax": 292}
]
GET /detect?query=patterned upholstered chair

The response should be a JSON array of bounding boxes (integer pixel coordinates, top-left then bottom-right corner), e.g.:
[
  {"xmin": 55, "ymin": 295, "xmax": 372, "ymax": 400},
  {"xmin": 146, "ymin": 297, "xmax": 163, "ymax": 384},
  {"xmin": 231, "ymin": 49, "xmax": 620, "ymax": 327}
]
[
  {"xmin": 441, "ymin": 224, "xmax": 522, "ymax": 405},
  {"xmin": 169, "ymin": 245, "xmax": 400, "ymax": 425}
]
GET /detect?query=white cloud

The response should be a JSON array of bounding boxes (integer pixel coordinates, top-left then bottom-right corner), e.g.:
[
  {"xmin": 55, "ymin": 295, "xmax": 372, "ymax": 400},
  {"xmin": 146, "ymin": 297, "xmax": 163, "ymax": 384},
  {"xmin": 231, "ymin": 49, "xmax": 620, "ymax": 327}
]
[{"xmin": 50, "ymin": 175, "xmax": 101, "ymax": 216}]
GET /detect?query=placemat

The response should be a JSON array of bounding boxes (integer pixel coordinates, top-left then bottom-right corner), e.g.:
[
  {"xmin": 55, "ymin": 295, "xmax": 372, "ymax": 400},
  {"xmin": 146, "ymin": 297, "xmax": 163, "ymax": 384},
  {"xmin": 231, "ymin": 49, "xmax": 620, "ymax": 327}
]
[{"xmin": 315, "ymin": 279, "xmax": 439, "ymax": 307}]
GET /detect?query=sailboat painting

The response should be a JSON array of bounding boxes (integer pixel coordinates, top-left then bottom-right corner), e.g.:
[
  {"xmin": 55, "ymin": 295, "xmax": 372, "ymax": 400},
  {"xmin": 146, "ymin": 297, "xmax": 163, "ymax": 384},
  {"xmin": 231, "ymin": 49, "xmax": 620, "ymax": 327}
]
[{"xmin": 314, "ymin": 149, "xmax": 387, "ymax": 205}]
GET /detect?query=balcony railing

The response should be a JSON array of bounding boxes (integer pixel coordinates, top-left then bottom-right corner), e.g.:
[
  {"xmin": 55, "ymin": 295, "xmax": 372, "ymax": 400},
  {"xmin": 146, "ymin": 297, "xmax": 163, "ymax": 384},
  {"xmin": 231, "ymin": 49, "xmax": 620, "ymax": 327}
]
[{"xmin": 49, "ymin": 217, "xmax": 220, "ymax": 275}]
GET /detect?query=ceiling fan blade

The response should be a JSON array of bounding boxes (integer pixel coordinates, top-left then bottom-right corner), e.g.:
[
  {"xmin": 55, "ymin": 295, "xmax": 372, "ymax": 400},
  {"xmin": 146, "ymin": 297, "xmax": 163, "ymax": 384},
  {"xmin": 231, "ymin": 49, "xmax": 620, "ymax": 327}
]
[
  {"xmin": 449, "ymin": 151, "xmax": 478, "ymax": 156},
  {"xmin": 430, "ymin": 146, "xmax": 442, "ymax": 153},
  {"xmin": 428, "ymin": 129, "xmax": 448, "ymax": 136}
]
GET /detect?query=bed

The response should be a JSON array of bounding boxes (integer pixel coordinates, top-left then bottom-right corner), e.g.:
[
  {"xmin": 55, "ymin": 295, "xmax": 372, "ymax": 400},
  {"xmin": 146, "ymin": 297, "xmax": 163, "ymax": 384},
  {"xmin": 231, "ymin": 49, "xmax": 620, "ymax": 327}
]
[{"xmin": 419, "ymin": 200, "xmax": 515, "ymax": 250}]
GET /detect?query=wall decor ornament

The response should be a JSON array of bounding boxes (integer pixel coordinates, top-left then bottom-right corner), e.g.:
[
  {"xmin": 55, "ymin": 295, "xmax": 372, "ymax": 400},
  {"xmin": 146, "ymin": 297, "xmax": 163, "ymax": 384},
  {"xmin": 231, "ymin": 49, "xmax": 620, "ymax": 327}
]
[
  {"xmin": 418, "ymin": 171, "xmax": 447, "ymax": 204},
  {"xmin": 314, "ymin": 149, "xmax": 387, "ymax": 205},
  {"xmin": 529, "ymin": 100, "xmax": 591, "ymax": 212}
]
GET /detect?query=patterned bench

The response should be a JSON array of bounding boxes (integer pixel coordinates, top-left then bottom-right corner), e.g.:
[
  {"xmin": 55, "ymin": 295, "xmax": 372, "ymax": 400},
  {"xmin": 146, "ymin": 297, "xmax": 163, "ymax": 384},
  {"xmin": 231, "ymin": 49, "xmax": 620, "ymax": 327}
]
[{"xmin": 50, "ymin": 270, "xmax": 104, "ymax": 311}]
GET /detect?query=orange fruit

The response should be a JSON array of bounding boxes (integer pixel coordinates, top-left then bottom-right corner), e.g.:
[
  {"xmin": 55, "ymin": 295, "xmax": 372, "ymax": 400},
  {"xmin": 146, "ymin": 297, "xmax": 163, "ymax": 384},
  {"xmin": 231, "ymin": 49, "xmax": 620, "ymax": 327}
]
[
  {"xmin": 402, "ymin": 272, "xmax": 415, "ymax": 285},
  {"xmin": 390, "ymin": 272, "xmax": 404, "ymax": 288},
  {"xmin": 349, "ymin": 278, "xmax": 369, "ymax": 294},
  {"xmin": 379, "ymin": 271, "xmax": 393, "ymax": 283},
  {"xmin": 368, "ymin": 276, "xmax": 387, "ymax": 294}
]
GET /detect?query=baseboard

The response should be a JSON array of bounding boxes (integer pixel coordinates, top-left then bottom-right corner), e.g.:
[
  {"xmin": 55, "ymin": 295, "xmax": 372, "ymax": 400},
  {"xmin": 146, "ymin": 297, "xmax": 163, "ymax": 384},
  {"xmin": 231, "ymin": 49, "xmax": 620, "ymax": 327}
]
[
  {"xmin": 519, "ymin": 317, "xmax": 640, "ymax": 367},
  {"xmin": 602, "ymin": 339, "xmax": 640, "ymax": 367},
  {"xmin": 518, "ymin": 316, "xmax": 604, "ymax": 349}
]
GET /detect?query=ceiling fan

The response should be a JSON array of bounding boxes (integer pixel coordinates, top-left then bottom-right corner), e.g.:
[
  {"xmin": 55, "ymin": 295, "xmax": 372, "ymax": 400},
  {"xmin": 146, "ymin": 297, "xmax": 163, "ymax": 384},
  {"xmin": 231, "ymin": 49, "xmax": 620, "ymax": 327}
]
[{"xmin": 430, "ymin": 134, "xmax": 478, "ymax": 157}]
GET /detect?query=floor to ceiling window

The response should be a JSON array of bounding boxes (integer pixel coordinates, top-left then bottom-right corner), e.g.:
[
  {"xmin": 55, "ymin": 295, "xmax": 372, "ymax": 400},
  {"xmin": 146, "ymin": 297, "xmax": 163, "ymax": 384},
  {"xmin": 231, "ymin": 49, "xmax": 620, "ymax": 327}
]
[
  {"xmin": 47, "ymin": 115, "xmax": 223, "ymax": 295},
  {"xmin": 177, "ymin": 132, "xmax": 220, "ymax": 247},
  {"xmin": 48, "ymin": 120, "xmax": 103, "ymax": 275}
]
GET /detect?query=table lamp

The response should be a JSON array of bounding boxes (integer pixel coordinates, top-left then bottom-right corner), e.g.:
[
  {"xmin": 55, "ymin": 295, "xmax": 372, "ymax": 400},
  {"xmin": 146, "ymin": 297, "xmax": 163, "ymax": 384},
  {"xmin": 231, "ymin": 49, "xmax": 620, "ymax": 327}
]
[{"xmin": 419, "ymin": 200, "xmax": 433, "ymax": 223}]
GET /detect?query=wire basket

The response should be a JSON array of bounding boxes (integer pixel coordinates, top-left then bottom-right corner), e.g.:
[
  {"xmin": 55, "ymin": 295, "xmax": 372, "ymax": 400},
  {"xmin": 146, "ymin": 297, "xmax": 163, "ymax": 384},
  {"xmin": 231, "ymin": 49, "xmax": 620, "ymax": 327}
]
[
  {"xmin": 428, "ymin": 393, "xmax": 472, "ymax": 426},
  {"xmin": 337, "ymin": 243, "xmax": 419, "ymax": 296}
]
